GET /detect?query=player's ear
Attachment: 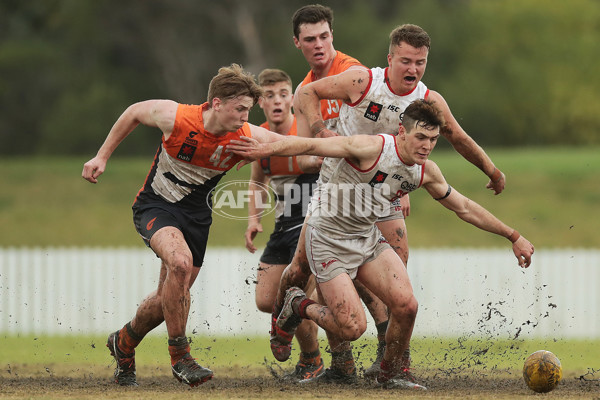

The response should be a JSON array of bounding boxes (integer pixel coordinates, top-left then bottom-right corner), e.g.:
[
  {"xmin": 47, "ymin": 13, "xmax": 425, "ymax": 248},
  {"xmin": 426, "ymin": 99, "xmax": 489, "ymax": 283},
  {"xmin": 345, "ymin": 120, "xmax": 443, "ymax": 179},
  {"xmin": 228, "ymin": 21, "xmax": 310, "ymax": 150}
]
[
  {"xmin": 398, "ymin": 123, "xmax": 406, "ymax": 138},
  {"xmin": 293, "ymin": 36, "xmax": 300, "ymax": 49},
  {"xmin": 258, "ymin": 96, "xmax": 265, "ymax": 109},
  {"xmin": 212, "ymin": 97, "xmax": 222, "ymax": 110}
]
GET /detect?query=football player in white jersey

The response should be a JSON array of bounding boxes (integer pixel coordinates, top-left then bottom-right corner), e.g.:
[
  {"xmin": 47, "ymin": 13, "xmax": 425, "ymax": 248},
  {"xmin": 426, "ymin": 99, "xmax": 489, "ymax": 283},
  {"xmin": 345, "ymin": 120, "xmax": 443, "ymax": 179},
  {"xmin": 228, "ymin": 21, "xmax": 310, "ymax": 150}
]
[
  {"xmin": 278, "ymin": 23, "xmax": 508, "ymax": 380},
  {"xmin": 228, "ymin": 99, "xmax": 534, "ymax": 390}
]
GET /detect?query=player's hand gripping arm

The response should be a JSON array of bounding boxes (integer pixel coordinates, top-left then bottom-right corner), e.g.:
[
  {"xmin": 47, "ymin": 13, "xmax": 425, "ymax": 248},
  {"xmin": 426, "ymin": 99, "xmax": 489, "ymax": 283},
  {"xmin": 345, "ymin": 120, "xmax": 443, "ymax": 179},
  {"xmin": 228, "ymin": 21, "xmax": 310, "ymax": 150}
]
[
  {"xmin": 294, "ymin": 68, "xmax": 371, "ymax": 139},
  {"xmin": 82, "ymin": 100, "xmax": 177, "ymax": 183},
  {"xmin": 423, "ymin": 160, "xmax": 534, "ymax": 267},
  {"xmin": 428, "ymin": 91, "xmax": 506, "ymax": 195}
]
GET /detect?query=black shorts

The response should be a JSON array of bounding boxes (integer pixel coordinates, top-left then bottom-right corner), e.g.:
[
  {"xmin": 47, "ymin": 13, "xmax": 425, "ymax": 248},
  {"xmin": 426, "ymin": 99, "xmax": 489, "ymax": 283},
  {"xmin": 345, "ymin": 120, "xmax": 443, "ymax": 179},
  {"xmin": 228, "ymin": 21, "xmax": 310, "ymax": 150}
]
[
  {"xmin": 259, "ymin": 222, "xmax": 303, "ymax": 265},
  {"xmin": 133, "ymin": 204, "xmax": 211, "ymax": 268}
]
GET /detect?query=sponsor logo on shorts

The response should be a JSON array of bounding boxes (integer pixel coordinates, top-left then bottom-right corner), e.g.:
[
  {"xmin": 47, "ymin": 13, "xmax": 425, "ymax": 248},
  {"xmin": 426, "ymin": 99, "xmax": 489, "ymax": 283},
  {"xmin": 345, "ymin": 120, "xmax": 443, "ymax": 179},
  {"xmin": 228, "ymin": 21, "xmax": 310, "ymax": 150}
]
[
  {"xmin": 321, "ymin": 259, "xmax": 338, "ymax": 269},
  {"xmin": 146, "ymin": 217, "xmax": 157, "ymax": 231}
]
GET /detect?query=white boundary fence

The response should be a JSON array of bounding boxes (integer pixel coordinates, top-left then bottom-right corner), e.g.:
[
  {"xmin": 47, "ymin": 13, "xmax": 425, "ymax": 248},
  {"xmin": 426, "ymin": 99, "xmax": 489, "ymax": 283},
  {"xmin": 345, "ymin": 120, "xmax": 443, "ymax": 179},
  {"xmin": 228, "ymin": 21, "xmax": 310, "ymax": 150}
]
[{"xmin": 0, "ymin": 247, "xmax": 598, "ymax": 338}]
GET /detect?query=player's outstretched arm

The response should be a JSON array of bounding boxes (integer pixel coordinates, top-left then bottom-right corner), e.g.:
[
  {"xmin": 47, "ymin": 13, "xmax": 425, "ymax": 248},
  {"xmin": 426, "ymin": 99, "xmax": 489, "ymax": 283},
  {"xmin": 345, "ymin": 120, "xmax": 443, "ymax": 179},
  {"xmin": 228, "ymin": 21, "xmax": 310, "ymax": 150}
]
[
  {"xmin": 423, "ymin": 160, "xmax": 534, "ymax": 267},
  {"xmin": 82, "ymin": 100, "xmax": 177, "ymax": 183},
  {"xmin": 427, "ymin": 90, "xmax": 506, "ymax": 195},
  {"xmin": 228, "ymin": 134, "xmax": 380, "ymax": 166}
]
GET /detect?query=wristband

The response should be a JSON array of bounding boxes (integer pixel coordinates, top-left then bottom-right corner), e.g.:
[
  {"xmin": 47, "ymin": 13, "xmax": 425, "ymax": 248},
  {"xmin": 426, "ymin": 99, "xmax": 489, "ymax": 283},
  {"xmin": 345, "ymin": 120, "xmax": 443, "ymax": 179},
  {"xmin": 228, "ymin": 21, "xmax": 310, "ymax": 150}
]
[
  {"xmin": 490, "ymin": 168, "xmax": 502, "ymax": 183},
  {"xmin": 508, "ymin": 230, "xmax": 520, "ymax": 243}
]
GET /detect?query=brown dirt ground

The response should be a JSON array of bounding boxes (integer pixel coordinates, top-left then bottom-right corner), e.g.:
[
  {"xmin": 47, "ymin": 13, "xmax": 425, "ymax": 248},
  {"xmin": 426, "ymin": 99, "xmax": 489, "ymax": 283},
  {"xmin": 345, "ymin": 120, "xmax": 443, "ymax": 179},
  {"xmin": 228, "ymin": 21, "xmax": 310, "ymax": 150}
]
[{"xmin": 0, "ymin": 363, "xmax": 598, "ymax": 400}]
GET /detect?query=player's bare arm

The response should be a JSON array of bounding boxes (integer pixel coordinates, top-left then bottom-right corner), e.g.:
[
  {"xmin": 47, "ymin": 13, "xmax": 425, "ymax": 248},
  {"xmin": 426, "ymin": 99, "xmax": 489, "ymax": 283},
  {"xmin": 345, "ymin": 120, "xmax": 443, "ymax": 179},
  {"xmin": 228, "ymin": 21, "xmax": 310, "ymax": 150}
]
[
  {"xmin": 422, "ymin": 160, "xmax": 534, "ymax": 267},
  {"xmin": 427, "ymin": 90, "xmax": 506, "ymax": 195},
  {"xmin": 245, "ymin": 162, "xmax": 269, "ymax": 253},
  {"xmin": 294, "ymin": 68, "xmax": 370, "ymax": 138},
  {"xmin": 296, "ymin": 155, "xmax": 324, "ymax": 174},
  {"xmin": 228, "ymin": 134, "xmax": 382, "ymax": 167},
  {"xmin": 82, "ymin": 100, "xmax": 177, "ymax": 184}
]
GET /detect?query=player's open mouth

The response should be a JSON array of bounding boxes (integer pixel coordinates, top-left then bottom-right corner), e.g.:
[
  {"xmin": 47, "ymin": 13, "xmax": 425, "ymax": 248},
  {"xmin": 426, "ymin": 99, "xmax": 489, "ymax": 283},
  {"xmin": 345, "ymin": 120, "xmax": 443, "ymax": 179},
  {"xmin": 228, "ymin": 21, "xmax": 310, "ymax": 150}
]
[
  {"xmin": 404, "ymin": 76, "xmax": 416, "ymax": 83},
  {"xmin": 314, "ymin": 52, "xmax": 325, "ymax": 59}
]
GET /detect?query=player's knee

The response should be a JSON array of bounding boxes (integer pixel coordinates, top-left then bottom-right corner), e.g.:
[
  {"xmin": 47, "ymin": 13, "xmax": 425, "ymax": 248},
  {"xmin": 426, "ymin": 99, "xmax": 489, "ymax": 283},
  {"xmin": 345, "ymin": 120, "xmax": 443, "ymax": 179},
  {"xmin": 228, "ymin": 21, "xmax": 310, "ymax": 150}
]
[
  {"xmin": 285, "ymin": 262, "xmax": 310, "ymax": 288},
  {"xmin": 255, "ymin": 291, "xmax": 274, "ymax": 313},
  {"xmin": 168, "ymin": 254, "xmax": 194, "ymax": 283},
  {"xmin": 339, "ymin": 320, "xmax": 366, "ymax": 341},
  {"xmin": 336, "ymin": 314, "xmax": 367, "ymax": 341},
  {"xmin": 389, "ymin": 294, "xmax": 418, "ymax": 322}
]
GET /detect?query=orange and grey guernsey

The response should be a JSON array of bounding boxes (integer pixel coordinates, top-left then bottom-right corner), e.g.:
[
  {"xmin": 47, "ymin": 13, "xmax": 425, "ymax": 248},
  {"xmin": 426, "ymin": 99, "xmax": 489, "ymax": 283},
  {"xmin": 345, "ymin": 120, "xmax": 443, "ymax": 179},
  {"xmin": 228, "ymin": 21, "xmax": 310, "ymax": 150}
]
[
  {"xmin": 300, "ymin": 51, "xmax": 363, "ymax": 131},
  {"xmin": 259, "ymin": 119, "xmax": 303, "ymax": 178},
  {"xmin": 134, "ymin": 102, "xmax": 252, "ymax": 210},
  {"xmin": 259, "ymin": 119, "xmax": 318, "ymax": 227}
]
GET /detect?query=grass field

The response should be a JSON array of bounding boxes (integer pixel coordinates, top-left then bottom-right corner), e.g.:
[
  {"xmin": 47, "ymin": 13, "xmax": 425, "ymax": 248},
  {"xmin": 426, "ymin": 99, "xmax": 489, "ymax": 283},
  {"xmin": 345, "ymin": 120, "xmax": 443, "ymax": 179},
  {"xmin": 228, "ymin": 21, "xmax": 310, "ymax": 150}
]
[
  {"xmin": 0, "ymin": 147, "xmax": 599, "ymax": 248},
  {"xmin": 1, "ymin": 335, "xmax": 599, "ymax": 399},
  {"xmin": 1, "ymin": 149, "xmax": 599, "ymax": 398}
]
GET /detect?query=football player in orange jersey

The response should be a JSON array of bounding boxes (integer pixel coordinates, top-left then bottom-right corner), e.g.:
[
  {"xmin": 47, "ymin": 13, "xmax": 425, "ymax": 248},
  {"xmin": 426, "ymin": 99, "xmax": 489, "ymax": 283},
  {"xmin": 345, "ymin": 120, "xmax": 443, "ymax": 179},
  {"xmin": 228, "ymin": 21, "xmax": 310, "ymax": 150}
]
[{"xmin": 82, "ymin": 64, "xmax": 289, "ymax": 388}]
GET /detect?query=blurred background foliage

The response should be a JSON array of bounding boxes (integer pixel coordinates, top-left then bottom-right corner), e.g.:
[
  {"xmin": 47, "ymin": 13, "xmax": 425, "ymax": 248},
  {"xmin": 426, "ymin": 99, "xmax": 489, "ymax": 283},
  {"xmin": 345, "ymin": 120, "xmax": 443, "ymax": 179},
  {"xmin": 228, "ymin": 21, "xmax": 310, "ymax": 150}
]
[{"xmin": 1, "ymin": 0, "xmax": 599, "ymax": 157}]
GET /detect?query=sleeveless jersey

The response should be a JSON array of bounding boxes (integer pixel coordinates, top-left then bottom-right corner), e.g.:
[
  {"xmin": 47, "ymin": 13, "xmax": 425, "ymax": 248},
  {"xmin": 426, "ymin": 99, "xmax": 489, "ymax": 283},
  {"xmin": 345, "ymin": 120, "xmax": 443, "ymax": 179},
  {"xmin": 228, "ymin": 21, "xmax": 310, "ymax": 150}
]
[
  {"xmin": 319, "ymin": 66, "xmax": 430, "ymax": 183},
  {"xmin": 134, "ymin": 102, "xmax": 252, "ymax": 212},
  {"xmin": 300, "ymin": 51, "xmax": 363, "ymax": 132},
  {"xmin": 259, "ymin": 119, "xmax": 318, "ymax": 227},
  {"xmin": 307, "ymin": 134, "xmax": 424, "ymax": 238}
]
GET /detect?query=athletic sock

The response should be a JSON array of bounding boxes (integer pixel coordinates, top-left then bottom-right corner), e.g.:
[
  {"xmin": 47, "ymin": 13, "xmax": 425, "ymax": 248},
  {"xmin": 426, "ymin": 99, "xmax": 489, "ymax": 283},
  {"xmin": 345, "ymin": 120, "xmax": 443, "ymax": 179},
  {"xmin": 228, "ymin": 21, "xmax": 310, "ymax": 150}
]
[
  {"xmin": 118, "ymin": 322, "xmax": 143, "ymax": 354},
  {"xmin": 331, "ymin": 349, "xmax": 355, "ymax": 375},
  {"xmin": 299, "ymin": 350, "xmax": 322, "ymax": 365},
  {"xmin": 401, "ymin": 347, "xmax": 411, "ymax": 369},
  {"xmin": 293, "ymin": 297, "xmax": 316, "ymax": 319},
  {"xmin": 378, "ymin": 358, "xmax": 394, "ymax": 382},
  {"xmin": 168, "ymin": 336, "xmax": 191, "ymax": 365}
]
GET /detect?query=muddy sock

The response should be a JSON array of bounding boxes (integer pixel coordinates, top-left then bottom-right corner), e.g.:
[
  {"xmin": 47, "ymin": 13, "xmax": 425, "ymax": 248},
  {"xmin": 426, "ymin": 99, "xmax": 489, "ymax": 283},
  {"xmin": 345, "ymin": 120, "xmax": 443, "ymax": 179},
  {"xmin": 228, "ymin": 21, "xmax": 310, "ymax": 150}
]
[
  {"xmin": 299, "ymin": 350, "xmax": 322, "ymax": 365},
  {"xmin": 379, "ymin": 358, "xmax": 393, "ymax": 381},
  {"xmin": 168, "ymin": 336, "xmax": 191, "ymax": 365},
  {"xmin": 331, "ymin": 349, "xmax": 355, "ymax": 375},
  {"xmin": 401, "ymin": 347, "xmax": 411, "ymax": 369},
  {"xmin": 293, "ymin": 297, "xmax": 316, "ymax": 319},
  {"xmin": 118, "ymin": 322, "xmax": 143, "ymax": 354}
]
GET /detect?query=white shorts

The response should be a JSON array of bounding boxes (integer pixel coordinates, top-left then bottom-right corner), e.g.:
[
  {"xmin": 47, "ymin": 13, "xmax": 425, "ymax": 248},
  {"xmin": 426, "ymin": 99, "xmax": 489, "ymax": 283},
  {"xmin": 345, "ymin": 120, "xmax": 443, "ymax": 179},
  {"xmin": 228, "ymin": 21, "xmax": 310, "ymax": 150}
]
[{"xmin": 305, "ymin": 224, "xmax": 391, "ymax": 283}]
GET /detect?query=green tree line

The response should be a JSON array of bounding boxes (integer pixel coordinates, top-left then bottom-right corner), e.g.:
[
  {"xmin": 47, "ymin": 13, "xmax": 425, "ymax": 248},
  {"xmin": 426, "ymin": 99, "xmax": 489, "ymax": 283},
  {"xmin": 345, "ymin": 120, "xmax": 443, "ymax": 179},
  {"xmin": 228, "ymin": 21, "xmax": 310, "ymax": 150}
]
[{"xmin": 1, "ymin": 0, "xmax": 599, "ymax": 156}]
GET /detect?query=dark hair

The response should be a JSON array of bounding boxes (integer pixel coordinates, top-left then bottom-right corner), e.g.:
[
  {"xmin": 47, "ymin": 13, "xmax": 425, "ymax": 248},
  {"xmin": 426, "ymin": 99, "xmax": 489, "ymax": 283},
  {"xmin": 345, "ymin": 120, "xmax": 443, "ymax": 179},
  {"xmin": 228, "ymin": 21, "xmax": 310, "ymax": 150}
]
[
  {"xmin": 292, "ymin": 4, "xmax": 333, "ymax": 38},
  {"xmin": 207, "ymin": 63, "xmax": 263, "ymax": 106},
  {"xmin": 257, "ymin": 68, "xmax": 292, "ymax": 87},
  {"xmin": 401, "ymin": 99, "xmax": 445, "ymax": 131},
  {"xmin": 389, "ymin": 24, "xmax": 431, "ymax": 53}
]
